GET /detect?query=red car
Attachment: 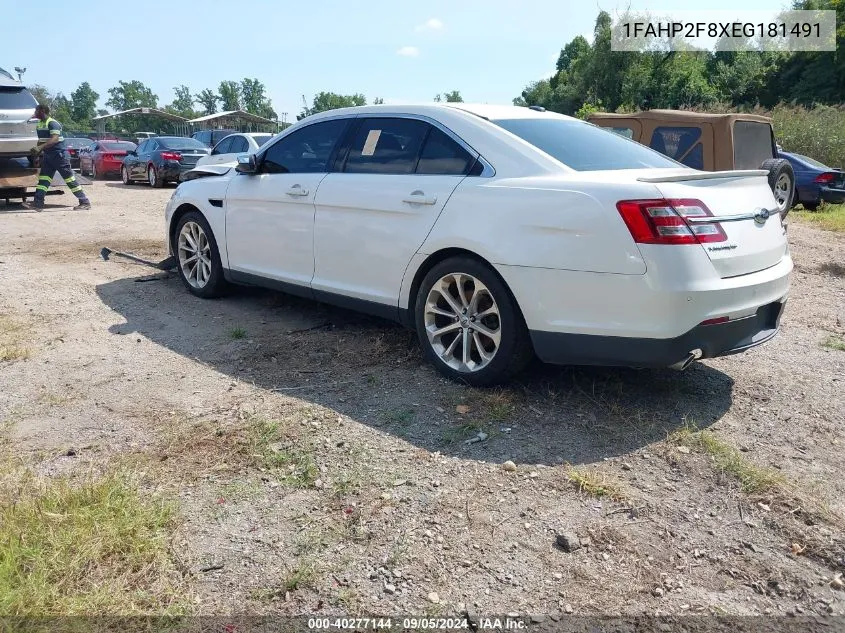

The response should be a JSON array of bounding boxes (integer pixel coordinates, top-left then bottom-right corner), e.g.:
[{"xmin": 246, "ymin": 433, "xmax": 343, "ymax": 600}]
[{"xmin": 79, "ymin": 140, "xmax": 137, "ymax": 179}]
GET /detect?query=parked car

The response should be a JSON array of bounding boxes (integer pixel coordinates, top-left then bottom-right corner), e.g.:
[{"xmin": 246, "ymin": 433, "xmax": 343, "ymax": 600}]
[
  {"xmin": 777, "ymin": 150, "xmax": 845, "ymax": 210},
  {"xmin": 195, "ymin": 132, "xmax": 274, "ymax": 167},
  {"xmin": 79, "ymin": 140, "xmax": 137, "ymax": 179},
  {"xmin": 167, "ymin": 104, "xmax": 791, "ymax": 385},
  {"xmin": 122, "ymin": 136, "xmax": 209, "ymax": 187},
  {"xmin": 191, "ymin": 129, "xmax": 238, "ymax": 148},
  {"xmin": 64, "ymin": 137, "xmax": 92, "ymax": 169},
  {"xmin": 588, "ymin": 110, "xmax": 795, "ymax": 218},
  {"xmin": 0, "ymin": 75, "xmax": 38, "ymax": 162}
]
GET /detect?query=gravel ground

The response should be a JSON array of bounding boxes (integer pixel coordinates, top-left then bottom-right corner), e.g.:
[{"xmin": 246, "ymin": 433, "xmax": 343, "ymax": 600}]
[{"xmin": 1, "ymin": 180, "xmax": 844, "ymax": 619}]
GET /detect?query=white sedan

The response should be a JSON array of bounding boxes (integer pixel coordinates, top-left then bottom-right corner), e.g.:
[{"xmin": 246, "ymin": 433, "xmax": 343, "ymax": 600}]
[
  {"xmin": 194, "ymin": 132, "xmax": 274, "ymax": 167},
  {"xmin": 165, "ymin": 104, "xmax": 792, "ymax": 385}
]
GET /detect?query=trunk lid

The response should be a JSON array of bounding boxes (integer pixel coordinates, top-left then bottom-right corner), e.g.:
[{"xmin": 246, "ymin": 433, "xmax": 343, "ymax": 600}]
[{"xmin": 638, "ymin": 170, "xmax": 788, "ymax": 278}]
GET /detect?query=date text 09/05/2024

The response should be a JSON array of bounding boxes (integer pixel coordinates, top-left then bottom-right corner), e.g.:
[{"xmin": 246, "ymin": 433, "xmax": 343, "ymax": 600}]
[{"xmin": 307, "ymin": 617, "xmax": 529, "ymax": 630}]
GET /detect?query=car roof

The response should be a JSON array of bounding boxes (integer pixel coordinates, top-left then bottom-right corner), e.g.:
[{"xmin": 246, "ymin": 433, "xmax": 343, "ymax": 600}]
[{"xmin": 300, "ymin": 103, "xmax": 576, "ymax": 123}]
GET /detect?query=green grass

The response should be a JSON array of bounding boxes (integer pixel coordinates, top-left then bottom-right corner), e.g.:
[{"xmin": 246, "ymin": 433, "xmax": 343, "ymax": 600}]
[
  {"xmin": 670, "ymin": 425, "xmax": 784, "ymax": 494},
  {"xmin": 566, "ymin": 466, "xmax": 625, "ymax": 501},
  {"xmin": 248, "ymin": 419, "xmax": 318, "ymax": 487},
  {"xmin": 0, "ymin": 466, "xmax": 185, "ymax": 615},
  {"xmin": 821, "ymin": 334, "xmax": 845, "ymax": 352},
  {"xmin": 794, "ymin": 203, "xmax": 845, "ymax": 233},
  {"xmin": 229, "ymin": 327, "xmax": 247, "ymax": 340},
  {"xmin": 0, "ymin": 316, "xmax": 31, "ymax": 363}
]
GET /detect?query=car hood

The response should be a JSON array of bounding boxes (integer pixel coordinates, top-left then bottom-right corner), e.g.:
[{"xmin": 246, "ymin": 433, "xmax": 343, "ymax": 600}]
[{"xmin": 182, "ymin": 164, "xmax": 234, "ymax": 181}]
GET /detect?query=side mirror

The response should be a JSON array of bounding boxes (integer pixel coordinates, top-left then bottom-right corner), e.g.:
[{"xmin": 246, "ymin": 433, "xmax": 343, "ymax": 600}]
[{"xmin": 235, "ymin": 153, "xmax": 258, "ymax": 174}]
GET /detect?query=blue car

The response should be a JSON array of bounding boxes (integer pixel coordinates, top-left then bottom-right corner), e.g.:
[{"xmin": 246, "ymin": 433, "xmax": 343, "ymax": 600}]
[{"xmin": 778, "ymin": 149, "xmax": 845, "ymax": 210}]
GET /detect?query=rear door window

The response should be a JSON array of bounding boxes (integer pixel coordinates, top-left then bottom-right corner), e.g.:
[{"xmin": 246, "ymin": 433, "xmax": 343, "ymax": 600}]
[
  {"xmin": 344, "ymin": 117, "xmax": 428, "ymax": 175},
  {"xmin": 733, "ymin": 121, "xmax": 775, "ymax": 169},
  {"xmin": 416, "ymin": 126, "xmax": 475, "ymax": 175},
  {"xmin": 649, "ymin": 127, "xmax": 704, "ymax": 169},
  {"xmin": 611, "ymin": 127, "xmax": 634, "ymax": 139}
]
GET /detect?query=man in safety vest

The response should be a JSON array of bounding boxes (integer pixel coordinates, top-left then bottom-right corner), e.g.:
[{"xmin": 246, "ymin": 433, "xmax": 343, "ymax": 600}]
[{"xmin": 21, "ymin": 103, "xmax": 92, "ymax": 211}]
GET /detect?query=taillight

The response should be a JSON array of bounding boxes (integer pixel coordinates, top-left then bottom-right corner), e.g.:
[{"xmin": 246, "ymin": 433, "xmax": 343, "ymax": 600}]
[
  {"xmin": 616, "ymin": 198, "xmax": 727, "ymax": 245},
  {"xmin": 700, "ymin": 316, "xmax": 730, "ymax": 326},
  {"xmin": 814, "ymin": 172, "xmax": 837, "ymax": 184},
  {"xmin": 160, "ymin": 152, "xmax": 182, "ymax": 161}
]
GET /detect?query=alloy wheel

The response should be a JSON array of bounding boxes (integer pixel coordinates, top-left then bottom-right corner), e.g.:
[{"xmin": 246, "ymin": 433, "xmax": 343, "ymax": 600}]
[
  {"xmin": 177, "ymin": 221, "xmax": 212, "ymax": 289},
  {"xmin": 774, "ymin": 173, "xmax": 791, "ymax": 213},
  {"xmin": 423, "ymin": 273, "xmax": 501, "ymax": 373}
]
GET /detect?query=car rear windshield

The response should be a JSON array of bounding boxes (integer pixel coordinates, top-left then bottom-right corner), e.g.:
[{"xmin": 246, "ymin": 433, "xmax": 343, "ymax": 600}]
[
  {"xmin": 254, "ymin": 135, "xmax": 272, "ymax": 147},
  {"xmin": 102, "ymin": 142, "xmax": 136, "ymax": 151},
  {"xmin": 733, "ymin": 121, "xmax": 775, "ymax": 169},
  {"xmin": 492, "ymin": 118, "xmax": 680, "ymax": 171},
  {"xmin": 0, "ymin": 86, "xmax": 38, "ymax": 110},
  {"xmin": 65, "ymin": 138, "xmax": 92, "ymax": 148},
  {"xmin": 793, "ymin": 153, "xmax": 829, "ymax": 169},
  {"xmin": 158, "ymin": 138, "xmax": 206, "ymax": 151}
]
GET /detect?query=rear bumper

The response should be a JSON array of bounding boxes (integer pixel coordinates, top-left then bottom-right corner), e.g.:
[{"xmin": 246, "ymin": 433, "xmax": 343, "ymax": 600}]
[
  {"xmin": 0, "ymin": 137, "xmax": 37, "ymax": 157},
  {"xmin": 820, "ymin": 185, "xmax": 845, "ymax": 205},
  {"xmin": 531, "ymin": 300, "xmax": 786, "ymax": 368}
]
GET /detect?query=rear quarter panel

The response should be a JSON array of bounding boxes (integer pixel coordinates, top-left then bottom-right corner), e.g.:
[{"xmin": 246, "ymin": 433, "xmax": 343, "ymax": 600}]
[{"xmin": 418, "ymin": 175, "xmax": 650, "ymax": 275}]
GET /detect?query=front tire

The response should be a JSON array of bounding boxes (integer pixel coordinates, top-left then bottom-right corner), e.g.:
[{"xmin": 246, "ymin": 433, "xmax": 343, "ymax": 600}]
[
  {"xmin": 174, "ymin": 211, "xmax": 228, "ymax": 298},
  {"xmin": 761, "ymin": 158, "xmax": 795, "ymax": 219},
  {"xmin": 414, "ymin": 257, "xmax": 533, "ymax": 386}
]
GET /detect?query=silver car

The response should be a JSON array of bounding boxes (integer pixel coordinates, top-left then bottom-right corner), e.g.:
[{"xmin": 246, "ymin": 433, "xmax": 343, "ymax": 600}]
[{"xmin": 0, "ymin": 74, "xmax": 38, "ymax": 161}]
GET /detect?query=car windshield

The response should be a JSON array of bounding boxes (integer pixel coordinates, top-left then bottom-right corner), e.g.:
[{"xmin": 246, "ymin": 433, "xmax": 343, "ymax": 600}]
[
  {"xmin": 254, "ymin": 135, "xmax": 272, "ymax": 147},
  {"xmin": 0, "ymin": 86, "xmax": 38, "ymax": 110},
  {"xmin": 492, "ymin": 118, "xmax": 681, "ymax": 171},
  {"xmin": 102, "ymin": 142, "xmax": 136, "ymax": 151},
  {"xmin": 158, "ymin": 137, "xmax": 206, "ymax": 151}
]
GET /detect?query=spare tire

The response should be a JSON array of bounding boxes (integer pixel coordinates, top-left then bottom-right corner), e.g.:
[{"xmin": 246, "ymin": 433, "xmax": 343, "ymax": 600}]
[{"xmin": 761, "ymin": 158, "xmax": 794, "ymax": 219}]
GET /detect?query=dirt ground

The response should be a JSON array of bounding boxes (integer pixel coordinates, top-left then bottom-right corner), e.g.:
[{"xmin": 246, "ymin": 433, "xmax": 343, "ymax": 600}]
[{"xmin": 1, "ymin": 180, "xmax": 844, "ymax": 620}]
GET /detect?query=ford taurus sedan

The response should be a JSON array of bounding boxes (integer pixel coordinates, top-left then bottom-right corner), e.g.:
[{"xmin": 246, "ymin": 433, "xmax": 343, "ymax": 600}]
[{"xmin": 164, "ymin": 104, "xmax": 792, "ymax": 385}]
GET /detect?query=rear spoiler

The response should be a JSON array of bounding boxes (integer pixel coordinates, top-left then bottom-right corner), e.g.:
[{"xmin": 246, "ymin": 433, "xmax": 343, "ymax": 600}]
[{"xmin": 637, "ymin": 170, "xmax": 768, "ymax": 183}]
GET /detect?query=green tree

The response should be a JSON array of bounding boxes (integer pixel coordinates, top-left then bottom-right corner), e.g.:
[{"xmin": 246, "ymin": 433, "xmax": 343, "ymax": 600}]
[
  {"xmin": 167, "ymin": 84, "xmax": 196, "ymax": 118},
  {"xmin": 195, "ymin": 89, "xmax": 219, "ymax": 116},
  {"xmin": 240, "ymin": 78, "xmax": 276, "ymax": 119},
  {"xmin": 299, "ymin": 92, "xmax": 366, "ymax": 119},
  {"xmin": 218, "ymin": 81, "xmax": 242, "ymax": 111},
  {"xmin": 70, "ymin": 82, "xmax": 99, "ymax": 127},
  {"xmin": 52, "ymin": 94, "xmax": 78, "ymax": 129},
  {"xmin": 27, "ymin": 84, "xmax": 54, "ymax": 107},
  {"xmin": 105, "ymin": 80, "xmax": 158, "ymax": 111},
  {"xmin": 435, "ymin": 90, "xmax": 463, "ymax": 102}
]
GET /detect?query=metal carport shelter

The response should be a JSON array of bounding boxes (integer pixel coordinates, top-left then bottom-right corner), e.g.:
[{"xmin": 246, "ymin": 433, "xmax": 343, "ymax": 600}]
[
  {"xmin": 91, "ymin": 108, "xmax": 191, "ymax": 137},
  {"xmin": 188, "ymin": 110, "xmax": 281, "ymax": 133}
]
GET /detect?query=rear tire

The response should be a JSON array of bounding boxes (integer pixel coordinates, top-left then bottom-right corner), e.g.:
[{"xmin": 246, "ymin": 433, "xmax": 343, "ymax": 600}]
[
  {"xmin": 414, "ymin": 256, "xmax": 533, "ymax": 386},
  {"xmin": 761, "ymin": 158, "xmax": 795, "ymax": 219},
  {"xmin": 148, "ymin": 165, "xmax": 163, "ymax": 188},
  {"xmin": 803, "ymin": 201, "xmax": 820, "ymax": 211},
  {"xmin": 121, "ymin": 166, "xmax": 131, "ymax": 185}
]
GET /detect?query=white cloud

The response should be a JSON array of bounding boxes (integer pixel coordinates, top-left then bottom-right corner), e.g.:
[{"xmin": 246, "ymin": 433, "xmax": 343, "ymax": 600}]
[
  {"xmin": 396, "ymin": 46, "xmax": 420, "ymax": 58},
  {"xmin": 415, "ymin": 18, "xmax": 443, "ymax": 32}
]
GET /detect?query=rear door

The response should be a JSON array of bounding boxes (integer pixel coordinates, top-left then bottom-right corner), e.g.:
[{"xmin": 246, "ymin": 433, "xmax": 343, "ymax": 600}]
[
  {"xmin": 645, "ymin": 173, "xmax": 788, "ymax": 278},
  {"xmin": 312, "ymin": 117, "xmax": 474, "ymax": 307}
]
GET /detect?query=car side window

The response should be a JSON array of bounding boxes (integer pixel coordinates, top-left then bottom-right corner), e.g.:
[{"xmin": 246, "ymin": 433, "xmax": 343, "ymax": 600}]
[
  {"xmin": 148, "ymin": 141, "xmax": 159, "ymax": 152},
  {"xmin": 214, "ymin": 137, "xmax": 233, "ymax": 155},
  {"xmin": 344, "ymin": 118, "xmax": 428, "ymax": 175},
  {"xmin": 611, "ymin": 127, "xmax": 635, "ymax": 139},
  {"xmin": 650, "ymin": 126, "xmax": 703, "ymax": 169},
  {"xmin": 416, "ymin": 126, "xmax": 475, "ymax": 176},
  {"xmin": 261, "ymin": 119, "xmax": 349, "ymax": 174},
  {"xmin": 230, "ymin": 136, "xmax": 248, "ymax": 153}
]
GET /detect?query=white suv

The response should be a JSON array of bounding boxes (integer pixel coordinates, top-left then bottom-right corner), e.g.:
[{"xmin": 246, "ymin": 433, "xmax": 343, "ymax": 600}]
[{"xmin": 0, "ymin": 75, "xmax": 38, "ymax": 160}]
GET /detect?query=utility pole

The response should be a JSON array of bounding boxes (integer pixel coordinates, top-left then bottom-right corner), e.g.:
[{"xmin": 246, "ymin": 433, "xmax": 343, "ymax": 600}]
[{"xmin": 14, "ymin": 67, "xmax": 26, "ymax": 82}]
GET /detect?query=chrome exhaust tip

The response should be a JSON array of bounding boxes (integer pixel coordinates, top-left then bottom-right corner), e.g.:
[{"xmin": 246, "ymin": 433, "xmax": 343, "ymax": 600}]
[{"xmin": 669, "ymin": 349, "xmax": 702, "ymax": 371}]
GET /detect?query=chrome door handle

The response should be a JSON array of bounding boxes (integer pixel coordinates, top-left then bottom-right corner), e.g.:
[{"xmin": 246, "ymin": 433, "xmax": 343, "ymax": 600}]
[
  {"xmin": 402, "ymin": 191, "xmax": 437, "ymax": 205},
  {"xmin": 286, "ymin": 185, "xmax": 309, "ymax": 197}
]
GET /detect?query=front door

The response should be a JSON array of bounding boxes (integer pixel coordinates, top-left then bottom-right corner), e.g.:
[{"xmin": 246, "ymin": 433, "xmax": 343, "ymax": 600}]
[{"xmin": 224, "ymin": 118, "xmax": 351, "ymax": 288}]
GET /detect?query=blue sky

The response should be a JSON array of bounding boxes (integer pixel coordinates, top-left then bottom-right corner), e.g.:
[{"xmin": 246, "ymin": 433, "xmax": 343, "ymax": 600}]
[{"xmin": 6, "ymin": 0, "xmax": 784, "ymax": 123}]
